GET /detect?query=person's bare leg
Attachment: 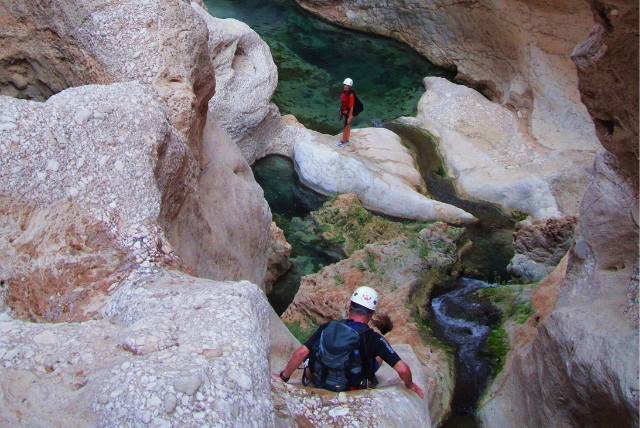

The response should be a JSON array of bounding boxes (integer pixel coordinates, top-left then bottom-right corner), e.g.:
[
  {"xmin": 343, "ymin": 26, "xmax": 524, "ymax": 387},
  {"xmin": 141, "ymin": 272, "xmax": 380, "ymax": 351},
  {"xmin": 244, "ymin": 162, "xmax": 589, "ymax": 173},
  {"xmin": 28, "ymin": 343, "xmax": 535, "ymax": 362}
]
[{"xmin": 342, "ymin": 124, "xmax": 351, "ymax": 143}]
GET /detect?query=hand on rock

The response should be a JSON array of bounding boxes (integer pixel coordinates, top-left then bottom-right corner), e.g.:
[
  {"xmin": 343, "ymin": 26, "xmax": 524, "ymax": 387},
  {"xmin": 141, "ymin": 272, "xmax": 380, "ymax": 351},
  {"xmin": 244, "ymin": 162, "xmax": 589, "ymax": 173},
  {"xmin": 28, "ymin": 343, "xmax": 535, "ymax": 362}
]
[
  {"xmin": 270, "ymin": 373, "xmax": 283, "ymax": 382},
  {"xmin": 409, "ymin": 382, "xmax": 424, "ymax": 398}
]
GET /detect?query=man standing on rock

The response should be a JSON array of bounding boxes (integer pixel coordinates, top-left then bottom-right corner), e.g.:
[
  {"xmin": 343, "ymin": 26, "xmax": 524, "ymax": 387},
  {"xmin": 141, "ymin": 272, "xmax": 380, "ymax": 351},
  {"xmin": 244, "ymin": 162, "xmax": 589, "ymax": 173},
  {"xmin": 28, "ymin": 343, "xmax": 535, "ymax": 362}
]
[
  {"xmin": 273, "ymin": 286, "xmax": 424, "ymax": 398},
  {"xmin": 335, "ymin": 78, "xmax": 355, "ymax": 148}
]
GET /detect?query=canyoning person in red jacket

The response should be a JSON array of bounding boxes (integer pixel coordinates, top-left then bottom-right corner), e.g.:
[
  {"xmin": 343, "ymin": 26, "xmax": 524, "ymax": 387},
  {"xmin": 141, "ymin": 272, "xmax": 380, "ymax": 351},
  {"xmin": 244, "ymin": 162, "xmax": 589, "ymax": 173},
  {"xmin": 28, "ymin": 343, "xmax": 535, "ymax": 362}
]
[{"xmin": 335, "ymin": 78, "xmax": 355, "ymax": 148}]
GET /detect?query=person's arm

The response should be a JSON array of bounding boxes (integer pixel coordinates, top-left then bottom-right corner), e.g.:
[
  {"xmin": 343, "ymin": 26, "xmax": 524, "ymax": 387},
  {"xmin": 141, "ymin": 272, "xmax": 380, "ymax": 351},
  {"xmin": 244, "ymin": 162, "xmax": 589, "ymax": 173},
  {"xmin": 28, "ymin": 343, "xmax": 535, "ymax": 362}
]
[
  {"xmin": 393, "ymin": 360, "xmax": 424, "ymax": 398},
  {"xmin": 283, "ymin": 345, "xmax": 309, "ymax": 379},
  {"xmin": 374, "ymin": 335, "xmax": 424, "ymax": 398}
]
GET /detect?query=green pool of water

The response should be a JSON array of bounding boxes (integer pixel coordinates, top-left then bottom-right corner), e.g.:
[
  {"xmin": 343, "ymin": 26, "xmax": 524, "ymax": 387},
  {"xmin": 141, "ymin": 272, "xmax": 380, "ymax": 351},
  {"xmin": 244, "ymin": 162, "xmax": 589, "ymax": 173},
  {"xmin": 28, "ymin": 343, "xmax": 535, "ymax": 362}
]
[{"xmin": 203, "ymin": 0, "xmax": 454, "ymax": 134}]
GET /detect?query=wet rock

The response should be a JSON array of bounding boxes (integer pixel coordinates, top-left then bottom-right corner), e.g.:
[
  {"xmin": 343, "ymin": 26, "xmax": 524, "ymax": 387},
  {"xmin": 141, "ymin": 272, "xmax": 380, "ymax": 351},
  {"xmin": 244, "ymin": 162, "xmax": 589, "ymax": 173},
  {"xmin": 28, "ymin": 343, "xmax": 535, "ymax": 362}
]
[{"xmin": 507, "ymin": 216, "xmax": 577, "ymax": 282}]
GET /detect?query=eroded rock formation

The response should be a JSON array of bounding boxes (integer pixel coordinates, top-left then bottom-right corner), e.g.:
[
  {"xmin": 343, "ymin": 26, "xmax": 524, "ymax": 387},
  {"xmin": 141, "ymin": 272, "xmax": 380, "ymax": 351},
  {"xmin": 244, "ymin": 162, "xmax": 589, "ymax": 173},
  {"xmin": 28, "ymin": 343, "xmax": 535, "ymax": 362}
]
[
  {"xmin": 401, "ymin": 77, "xmax": 595, "ymax": 218},
  {"xmin": 293, "ymin": 0, "xmax": 601, "ymax": 153},
  {"xmin": 292, "ymin": 124, "xmax": 476, "ymax": 223},
  {"xmin": 507, "ymin": 216, "xmax": 577, "ymax": 282},
  {"xmin": 0, "ymin": 0, "xmax": 274, "ymax": 425},
  {"xmin": 479, "ymin": 0, "xmax": 639, "ymax": 424}
]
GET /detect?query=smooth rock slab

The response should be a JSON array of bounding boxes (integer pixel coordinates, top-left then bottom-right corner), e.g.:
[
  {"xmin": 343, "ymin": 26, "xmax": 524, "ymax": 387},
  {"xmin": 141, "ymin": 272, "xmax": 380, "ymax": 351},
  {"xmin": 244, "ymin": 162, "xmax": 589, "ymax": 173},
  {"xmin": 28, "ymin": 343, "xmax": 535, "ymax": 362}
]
[
  {"xmin": 409, "ymin": 77, "xmax": 595, "ymax": 219},
  {"xmin": 293, "ymin": 126, "xmax": 475, "ymax": 223}
]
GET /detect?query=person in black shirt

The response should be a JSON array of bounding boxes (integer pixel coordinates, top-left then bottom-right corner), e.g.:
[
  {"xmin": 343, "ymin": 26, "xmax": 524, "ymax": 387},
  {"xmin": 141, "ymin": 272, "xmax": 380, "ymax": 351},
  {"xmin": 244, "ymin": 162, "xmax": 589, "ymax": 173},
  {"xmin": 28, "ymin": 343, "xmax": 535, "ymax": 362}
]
[{"xmin": 273, "ymin": 286, "xmax": 424, "ymax": 398}]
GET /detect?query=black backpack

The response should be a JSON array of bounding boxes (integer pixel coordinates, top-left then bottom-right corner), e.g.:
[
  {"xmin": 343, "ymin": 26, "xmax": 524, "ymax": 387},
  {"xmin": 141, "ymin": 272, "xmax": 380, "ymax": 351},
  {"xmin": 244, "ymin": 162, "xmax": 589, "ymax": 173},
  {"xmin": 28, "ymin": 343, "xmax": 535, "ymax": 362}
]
[
  {"xmin": 349, "ymin": 90, "xmax": 364, "ymax": 117},
  {"xmin": 306, "ymin": 320, "xmax": 371, "ymax": 391}
]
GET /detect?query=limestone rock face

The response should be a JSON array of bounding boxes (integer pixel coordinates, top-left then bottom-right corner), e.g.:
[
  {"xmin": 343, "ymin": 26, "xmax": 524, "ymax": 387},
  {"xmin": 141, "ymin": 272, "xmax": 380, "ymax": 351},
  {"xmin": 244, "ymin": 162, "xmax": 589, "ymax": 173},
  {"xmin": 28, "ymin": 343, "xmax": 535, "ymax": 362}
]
[
  {"xmin": 0, "ymin": 0, "xmax": 273, "ymax": 284},
  {"xmin": 0, "ymin": 0, "xmax": 279, "ymax": 425},
  {"xmin": 0, "ymin": 82, "xmax": 172, "ymax": 270},
  {"xmin": 193, "ymin": 4, "xmax": 302, "ymax": 164},
  {"xmin": 264, "ymin": 223, "xmax": 293, "ymax": 297},
  {"xmin": 281, "ymin": 222, "xmax": 462, "ymax": 426},
  {"xmin": 271, "ymin": 344, "xmax": 431, "ymax": 427},
  {"xmin": 406, "ymin": 77, "xmax": 595, "ymax": 218},
  {"xmin": 293, "ymin": 126, "xmax": 476, "ymax": 223},
  {"xmin": 163, "ymin": 113, "xmax": 272, "ymax": 286},
  {"xmin": 0, "ymin": 270, "xmax": 275, "ymax": 428},
  {"xmin": 507, "ymin": 216, "xmax": 577, "ymax": 282},
  {"xmin": 293, "ymin": 0, "xmax": 600, "ymax": 155},
  {"xmin": 479, "ymin": 0, "xmax": 639, "ymax": 423}
]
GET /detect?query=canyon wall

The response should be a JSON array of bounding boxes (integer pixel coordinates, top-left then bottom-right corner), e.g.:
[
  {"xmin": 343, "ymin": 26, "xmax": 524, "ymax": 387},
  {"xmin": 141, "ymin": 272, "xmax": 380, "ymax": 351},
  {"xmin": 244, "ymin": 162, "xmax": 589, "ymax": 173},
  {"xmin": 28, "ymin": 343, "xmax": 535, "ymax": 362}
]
[
  {"xmin": 294, "ymin": 0, "xmax": 601, "ymax": 153},
  {"xmin": 0, "ymin": 0, "xmax": 274, "ymax": 425},
  {"xmin": 478, "ymin": 0, "xmax": 639, "ymax": 424},
  {"xmin": 294, "ymin": 0, "xmax": 602, "ymax": 219}
]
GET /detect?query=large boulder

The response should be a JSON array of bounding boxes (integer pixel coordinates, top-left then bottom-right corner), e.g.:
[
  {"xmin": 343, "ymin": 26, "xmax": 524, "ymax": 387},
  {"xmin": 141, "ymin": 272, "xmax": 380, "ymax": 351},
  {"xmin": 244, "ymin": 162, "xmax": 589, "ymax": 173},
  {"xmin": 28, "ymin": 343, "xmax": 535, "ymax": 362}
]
[
  {"xmin": 192, "ymin": 4, "xmax": 304, "ymax": 164},
  {"xmin": 402, "ymin": 77, "xmax": 595, "ymax": 219},
  {"xmin": 0, "ymin": 0, "xmax": 274, "ymax": 285},
  {"xmin": 293, "ymin": 125, "xmax": 476, "ymax": 223},
  {"xmin": 507, "ymin": 216, "xmax": 577, "ymax": 282},
  {"xmin": 0, "ymin": 269, "xmax": 274, "ymax": 427},
  {"xmin": 0, "ymin": 1, "xmax": 275, "ymax": 425}
]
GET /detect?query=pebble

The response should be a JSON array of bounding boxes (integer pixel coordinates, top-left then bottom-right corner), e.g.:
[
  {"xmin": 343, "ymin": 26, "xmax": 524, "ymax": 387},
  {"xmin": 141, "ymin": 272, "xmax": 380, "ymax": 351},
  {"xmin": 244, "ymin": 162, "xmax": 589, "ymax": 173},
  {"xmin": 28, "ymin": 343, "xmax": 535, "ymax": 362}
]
[
  {"xmin": 174, "ymin": 375, "xmax": 201, "ymax": 396},
  {"xmin": 33, "ymin": 331, "xmax": 57, "ymax": 345},
  {"xmin": 164, "ymin": 393, "xmax": 177, "ymax": 413},
  {"xmin": 0, "ymin": 123, "xmax": 17, "ymax": 131},
  {"xmin": 227, "ymin": 369, "xmax": 253, "ymax": 391},
  {"xmin": 329, "ymin": 407, "xmax": 350, "ymax": 418},
  {"xmin": 338, "ymin": 392, "xmax": 348, "ymax": 403},
  {"xmin": 2, "ymin": 348, "xmax": 19, "ymax": 360},
  {"xmin": 73, "ymin": 108, "xmax": 93, "ymax": 125},
  {"xmin": 46, "ymin": 159, "xmax": 59, "ymax": 171}
]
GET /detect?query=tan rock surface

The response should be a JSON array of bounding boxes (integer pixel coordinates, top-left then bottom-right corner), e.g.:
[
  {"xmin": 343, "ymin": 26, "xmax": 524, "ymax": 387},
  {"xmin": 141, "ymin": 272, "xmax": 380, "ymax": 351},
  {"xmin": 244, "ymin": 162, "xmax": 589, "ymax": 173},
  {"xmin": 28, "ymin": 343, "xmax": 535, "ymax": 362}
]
[
  {"xmin": 264, "ymin": 222, "xmax": 293, "ymax": 297},
  {"xmin": 479, "ymin": 0, "xmax": 639, "ymax": 423},
  {"xmin": 281, "ymin": 221, "xmax": 461, "ymax": 426},
  {"xmin": 407, "ymin": 77, "xmax": 595, "ymax": 218},
  {"xmin": 507, "ymin": 216, "xmax": 577, "ymax": 282}
]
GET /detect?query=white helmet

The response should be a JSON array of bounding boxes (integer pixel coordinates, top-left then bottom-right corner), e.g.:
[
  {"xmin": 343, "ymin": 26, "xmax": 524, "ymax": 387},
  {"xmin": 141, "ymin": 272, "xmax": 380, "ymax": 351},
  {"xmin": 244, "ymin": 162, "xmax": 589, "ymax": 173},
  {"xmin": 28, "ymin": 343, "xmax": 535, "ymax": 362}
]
[
  {"xmin": 350, "ymin": 286, "xmax": 378, "ymax": 311},
  {"xmin": 343, "ymin": 78, "xmax": 353, "ymax": 87}
]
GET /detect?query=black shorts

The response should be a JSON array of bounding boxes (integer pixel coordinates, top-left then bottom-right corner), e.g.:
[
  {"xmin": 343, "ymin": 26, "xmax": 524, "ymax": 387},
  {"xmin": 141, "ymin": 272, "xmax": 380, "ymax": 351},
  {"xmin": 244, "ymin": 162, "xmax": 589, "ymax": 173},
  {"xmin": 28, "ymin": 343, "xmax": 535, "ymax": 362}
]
[{"xmin": 340, "ymin": 111, "xmax": 350, "ymax": 127}]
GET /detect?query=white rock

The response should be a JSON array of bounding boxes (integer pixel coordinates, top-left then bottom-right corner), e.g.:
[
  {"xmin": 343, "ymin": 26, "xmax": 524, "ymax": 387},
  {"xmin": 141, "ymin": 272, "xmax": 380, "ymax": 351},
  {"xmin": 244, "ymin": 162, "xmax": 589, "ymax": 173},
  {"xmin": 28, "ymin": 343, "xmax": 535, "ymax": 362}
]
[
  {"xmin": 0, "ymin": 123, "xmax": 17, "ymax": 132},
  {"xmin": 46, "ymin": 159, "xmax": 59, "ymax": 171},
  {"xmin": 164, "ymin": 393, "xmax": 177, "ymax": 413},
  {"xmin": 227, "ymin": 369, "xmax": 253, "ymax": 391},
  {"xmin": 328, "ymin": 406, "xmax": 350, "ymax": 418},
  {"xmin": 174, "ymin": 375, "xmax": 201, "ymax": 396},
  {"xmin": 33, "ymin": 331, "xmax": 57, "ymax": 345},
  {"xmin": 73, "ymin": 108, "xmax": 93, "ymax": 125}
]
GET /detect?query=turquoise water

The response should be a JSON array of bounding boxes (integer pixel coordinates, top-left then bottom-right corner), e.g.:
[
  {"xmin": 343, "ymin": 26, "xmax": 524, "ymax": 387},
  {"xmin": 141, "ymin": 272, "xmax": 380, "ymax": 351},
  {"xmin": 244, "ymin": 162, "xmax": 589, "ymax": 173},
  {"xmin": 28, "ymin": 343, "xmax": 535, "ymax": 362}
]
[{"xmin": 203, "ymin": 0, "xmax": 454, "ymax": 134}]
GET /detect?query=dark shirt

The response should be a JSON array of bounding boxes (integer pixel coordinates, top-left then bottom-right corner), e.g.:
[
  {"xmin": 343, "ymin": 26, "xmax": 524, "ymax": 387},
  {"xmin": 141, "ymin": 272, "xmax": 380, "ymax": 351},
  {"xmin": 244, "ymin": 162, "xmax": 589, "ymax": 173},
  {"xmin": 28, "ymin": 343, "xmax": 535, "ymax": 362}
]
[{"xmin": 304, "ymin": 319, "xmax": 402, "ymax": 375}]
